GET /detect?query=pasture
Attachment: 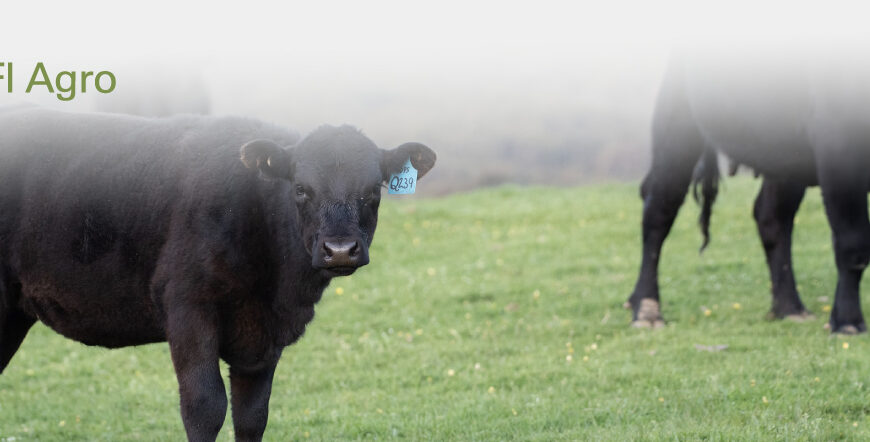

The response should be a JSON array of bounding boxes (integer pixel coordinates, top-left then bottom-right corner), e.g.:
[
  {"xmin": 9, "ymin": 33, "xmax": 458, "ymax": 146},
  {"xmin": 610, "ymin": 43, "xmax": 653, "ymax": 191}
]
[{"xmin": 1, "ymin": 177, "xmax": 869, "ymax": 440}]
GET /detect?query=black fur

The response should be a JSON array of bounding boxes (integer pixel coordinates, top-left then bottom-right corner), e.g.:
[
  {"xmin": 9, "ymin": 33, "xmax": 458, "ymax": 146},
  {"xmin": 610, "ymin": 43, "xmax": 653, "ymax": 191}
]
[{"xmin": 0, "ymin": 107, "xmax": 436, "ymax": 441}]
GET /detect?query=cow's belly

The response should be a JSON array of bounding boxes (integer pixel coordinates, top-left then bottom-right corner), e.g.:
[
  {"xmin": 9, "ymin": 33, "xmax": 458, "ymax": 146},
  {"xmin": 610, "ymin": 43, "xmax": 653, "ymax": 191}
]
[
  {"xmin": 685, "ymin": 61, "xmax": 819, "ymax": 183},
  {"xmin": 19, "ymin": 277, "xmax": 165, "ymax": 347},
  {"xmin": 694, "ymin": 114, "xmax": 818, "ymax": 183}
]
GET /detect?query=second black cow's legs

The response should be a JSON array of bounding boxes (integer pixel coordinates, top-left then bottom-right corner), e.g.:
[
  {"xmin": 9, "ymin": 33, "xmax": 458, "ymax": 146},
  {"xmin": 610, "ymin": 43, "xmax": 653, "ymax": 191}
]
[
  {"xmin": 814, "ymin": 142, "xmax": 870, "ymax": 334},
  {"xmin": 627, "ymin": 161, "xmax": 698, "ymax": 327},
  {"xmin": 626, "ymin": 65, "xmax": 707, "ymax": 327},
  {"xmin": 819, "ymin": 183, "xmax": 870, "ymax": 334},
  {"xmin": 753, "ymin": 178, "xmax": 812, "ymax": 319}
]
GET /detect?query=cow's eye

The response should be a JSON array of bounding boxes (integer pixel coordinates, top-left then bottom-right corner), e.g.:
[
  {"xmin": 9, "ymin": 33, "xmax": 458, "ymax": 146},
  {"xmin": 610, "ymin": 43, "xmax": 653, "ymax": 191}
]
[{"xmin": 295, "ymin": 185, "xmax": 309, "ymax": 199}]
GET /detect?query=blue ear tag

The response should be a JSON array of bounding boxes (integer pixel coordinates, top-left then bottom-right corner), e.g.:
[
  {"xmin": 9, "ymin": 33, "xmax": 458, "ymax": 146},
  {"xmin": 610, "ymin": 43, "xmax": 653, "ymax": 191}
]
[{"xmin": 388, "ymin": 158, "xmax": 417, "ymax": 194}]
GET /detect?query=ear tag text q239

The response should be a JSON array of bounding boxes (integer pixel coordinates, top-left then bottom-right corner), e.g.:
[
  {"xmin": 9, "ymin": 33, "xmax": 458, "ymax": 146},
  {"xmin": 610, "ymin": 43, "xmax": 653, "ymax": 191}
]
[{"xmin": 388, "ymin": 158, "xmax": 417, "ymax": 195}]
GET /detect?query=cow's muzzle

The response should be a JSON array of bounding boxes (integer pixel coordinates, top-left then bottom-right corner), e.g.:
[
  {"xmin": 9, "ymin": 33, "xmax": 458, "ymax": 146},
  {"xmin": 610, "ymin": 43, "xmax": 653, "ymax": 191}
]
[{"xmin": 313, "ymin": 238, "xmax": 370, "ymax": 276}]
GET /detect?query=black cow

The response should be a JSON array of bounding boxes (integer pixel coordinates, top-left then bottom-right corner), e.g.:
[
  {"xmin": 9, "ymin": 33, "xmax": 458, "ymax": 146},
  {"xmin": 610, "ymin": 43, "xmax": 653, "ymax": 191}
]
[
  {"xmin": 627, "ymin": 50, "xmax": 870, "ymax": 334},
  {"xmin": 0, "ymin": 107, "xmax": 436, "ymax": 441}
]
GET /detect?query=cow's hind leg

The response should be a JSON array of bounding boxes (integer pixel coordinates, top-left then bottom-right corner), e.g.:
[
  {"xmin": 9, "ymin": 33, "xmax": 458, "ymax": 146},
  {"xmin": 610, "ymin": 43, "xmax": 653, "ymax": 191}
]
[
  {"xmin": 753, "ymin": 178, "xmax": 812, "ymax": 320},
  {"xmin": 626, "ymin": 76, "xmax": 706, "ymax": 327},
  {"xmin": 628, "ymin": 160, "xmax": 700, "ymax": 327},
  {"xmin": 1, "ymin": 276, "xmax": 36, "ymax": 373}
]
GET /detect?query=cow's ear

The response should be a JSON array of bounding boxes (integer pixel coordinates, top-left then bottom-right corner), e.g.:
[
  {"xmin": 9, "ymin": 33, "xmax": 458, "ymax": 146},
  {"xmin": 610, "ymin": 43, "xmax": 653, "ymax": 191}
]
[
  {"xmin": 240, "ymin": 139, "xmax": 293, "ymax": 179},
  {"xmin": 380, "ymin": 142, "xmax": 437, "ymax": 180}
]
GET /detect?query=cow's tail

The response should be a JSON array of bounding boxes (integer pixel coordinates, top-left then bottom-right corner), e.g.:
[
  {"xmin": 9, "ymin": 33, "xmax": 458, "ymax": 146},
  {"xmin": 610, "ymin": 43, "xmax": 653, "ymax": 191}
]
[{"xmin": 692, "ymin": 146, "xmax": 719, "ymax": 252}]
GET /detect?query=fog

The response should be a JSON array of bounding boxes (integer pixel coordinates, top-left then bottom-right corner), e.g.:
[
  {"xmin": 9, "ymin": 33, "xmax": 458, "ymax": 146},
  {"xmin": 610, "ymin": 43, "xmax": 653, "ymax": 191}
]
[{"xmin": 2, "ymin": 1, "xmax": 867, "ymax": 194}]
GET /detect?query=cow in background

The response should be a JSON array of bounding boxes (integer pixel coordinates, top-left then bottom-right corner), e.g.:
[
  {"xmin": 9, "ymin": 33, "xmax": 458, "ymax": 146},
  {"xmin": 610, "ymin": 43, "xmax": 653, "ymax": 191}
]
[{"xmin": 627, "ymin": 47, "xmax": 870, "ymax": 334}]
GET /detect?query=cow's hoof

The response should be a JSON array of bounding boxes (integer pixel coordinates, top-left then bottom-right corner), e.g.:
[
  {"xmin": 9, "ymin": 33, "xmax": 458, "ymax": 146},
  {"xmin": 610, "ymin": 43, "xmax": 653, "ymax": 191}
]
[
  {"xmin": 784, "ymin": 311, "xmax": 815, "ymax": 322},
  {"xmin": 631, "ymin": 319, "xmax": 666, "ymax": 329},
  {"xmin": 631, "ymin": 299, "xmax": 665, "ymax": 329},
  {"xmin": 767, "ymin": 307, "xmax": 814, "ymax": 321},
  {"xmin": 827, "ymin": 322, "xmax": 866, "ymax": 335},
  {"xmin": 835, "ymin": 325, "xmax": 861, "ymax": 335}
]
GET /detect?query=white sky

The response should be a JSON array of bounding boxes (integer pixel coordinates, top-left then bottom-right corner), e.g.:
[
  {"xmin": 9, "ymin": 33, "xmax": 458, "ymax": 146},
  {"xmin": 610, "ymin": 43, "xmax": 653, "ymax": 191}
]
[
  {"xmin": 4, "ymin": 0, "xmax": 868, "ymax": 68},
  {"xmin": 2, "ymin": 0, "xmax": 869, "ymax": 190},
  {"xmin": 3, "ymin": 0, "xmax": 869, "ymax": 137}
]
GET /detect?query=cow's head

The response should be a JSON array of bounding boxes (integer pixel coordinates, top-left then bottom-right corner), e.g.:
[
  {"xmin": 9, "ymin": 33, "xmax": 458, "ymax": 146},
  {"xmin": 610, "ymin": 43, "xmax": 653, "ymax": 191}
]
[{"xmin": 240, "ymin": 125, "xmax": 436, "ymax": 277}]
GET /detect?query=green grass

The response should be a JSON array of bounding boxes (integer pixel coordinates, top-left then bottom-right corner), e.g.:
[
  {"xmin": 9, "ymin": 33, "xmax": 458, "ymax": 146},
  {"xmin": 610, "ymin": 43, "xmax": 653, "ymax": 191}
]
[{"xmin": 2, "ymin": 177, "xmax": 870, "ymax": 441}]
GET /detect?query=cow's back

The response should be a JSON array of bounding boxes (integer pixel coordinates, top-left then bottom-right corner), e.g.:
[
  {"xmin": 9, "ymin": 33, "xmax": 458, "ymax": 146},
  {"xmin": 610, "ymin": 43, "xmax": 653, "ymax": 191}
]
[
  {"xmin": 0, "ymin": 108, "xmax": 298, "ymax": 347},
  {"xmin": 666, "ymin": 46, "xmax": 870, "ymax": 184}
]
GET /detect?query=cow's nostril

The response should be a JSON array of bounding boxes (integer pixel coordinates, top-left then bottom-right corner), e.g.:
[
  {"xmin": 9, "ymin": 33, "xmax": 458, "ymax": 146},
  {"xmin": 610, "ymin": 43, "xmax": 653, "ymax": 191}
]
[
  {"xmin": 323, "ymin": 240, "xmax": 358, "ymax": 262},
  {"xmin": 319, "ymin": 239, "xmax": 367, "ymax": 270}
]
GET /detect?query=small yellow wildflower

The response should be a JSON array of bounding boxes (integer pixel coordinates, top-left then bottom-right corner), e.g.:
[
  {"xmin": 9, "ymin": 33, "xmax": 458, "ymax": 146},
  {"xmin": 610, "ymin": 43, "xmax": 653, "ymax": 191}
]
[
  {"xmin": 488, "ymin": 386, "xmax": 496, "ymax": 394},
  {"xmin": 843, "ymin": 342, "xmax": 850, "ymax": 349},
  {"xmin": 823, "ymin": 305, "xmax": 832, "ymax": 312},
  {"xmin": 762, "ymin": 396, "xmax": 769, "ymax": 404},
  {"xmin": 751, "ymin": 379, "xmax": 756, "ymax": 387},
  {"xmin": 814, "ymin": 377, "xmax": 820, "ymax": 382},
  {"xmin": 412, "ymin": 237, "xmax": 421, "ymax": 246},
  {"xmin": 512, "ymin": 409, "xmax": 518, "ymax": 416},
  {"xmin": 582, "ymin": 355, "xmax": 589, "ymax": 362},
  {"xmin": 532, "ymin": 290, "xmax": 541, "ymax": 300},
  {"xmin": 59, "ymin": 420, "xmax": 66, "ymax": 427},
  {"xmin": 590, "ymin": 343, "xmax": 598, "ymax": 350},
  {"xmin": 335, "ymin": 287, "xmax": 344, "ymax": 295},
  {"xmin": 415, "ymin": 329, "xmax": 423, "ymax": 335},
  {"xmin": 658, "ymin": 397, "xmax": 664, "ymax": 403},
  {"xmin": 733, "ymin": 303, "xmax": 741, "ymax": 310},
  {"xmin": 304, "ymin": 431, "xmax": 310, "ymax": 438},
  {"xmin": 704, "ymin": 309, "xmax": 712, "ymax": 317},
  {"xmin": 566, "ymin": 355, "xmax": 573, "ymax": 362},
  {"xmin": 447, "ymin": 369, "xmax": 455, "ymax": 376},
  {"xmin": 427, "ymin": 267, "xmax": 436, "ymax": 276}
]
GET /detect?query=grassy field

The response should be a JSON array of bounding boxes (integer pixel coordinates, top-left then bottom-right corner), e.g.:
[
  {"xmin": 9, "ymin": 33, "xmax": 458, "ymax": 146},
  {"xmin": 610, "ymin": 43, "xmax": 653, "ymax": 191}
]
[{"xmin": 2, "ymin": 177, "xmax": 869, "ymax": 441}]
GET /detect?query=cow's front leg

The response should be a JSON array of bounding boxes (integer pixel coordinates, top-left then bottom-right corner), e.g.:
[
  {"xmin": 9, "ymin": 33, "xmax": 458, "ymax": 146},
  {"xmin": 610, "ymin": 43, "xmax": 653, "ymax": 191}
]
[
  {"xmin": 167, "ymin": 304, "xmax": 228, "ymax": 441},
  {"xmin": 230, "ymin": 363, "xmax": 278, "ymax": 442}
]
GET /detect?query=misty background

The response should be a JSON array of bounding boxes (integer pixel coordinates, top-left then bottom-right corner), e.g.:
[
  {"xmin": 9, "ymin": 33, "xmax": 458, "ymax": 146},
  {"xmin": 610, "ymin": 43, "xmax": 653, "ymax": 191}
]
[{"xmin": 1, "ymin": 1, "xmax": 864, "ymax": 195}]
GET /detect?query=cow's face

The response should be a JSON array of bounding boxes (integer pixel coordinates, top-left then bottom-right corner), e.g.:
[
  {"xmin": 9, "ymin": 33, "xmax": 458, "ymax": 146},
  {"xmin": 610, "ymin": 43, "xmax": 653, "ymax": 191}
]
[{"xmin": 240, "ymin": 125, "xmax": 436, "ymax": 277}]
